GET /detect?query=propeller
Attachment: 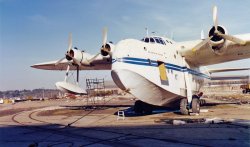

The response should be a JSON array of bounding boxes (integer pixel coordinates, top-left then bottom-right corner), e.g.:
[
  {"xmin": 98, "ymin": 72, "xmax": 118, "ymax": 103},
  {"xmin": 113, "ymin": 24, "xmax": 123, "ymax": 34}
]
[
  {"xmin": 55, "ymin": 29, "xmax": 110, "ymax": 67},
  {"xmin": 192, "ymin": 6, "xmax": 246, "ymax": 52},
  {"xmin": 64, "ymin": 64, "xmax": 70, "ymax": 82},
  {"xmin": 212, "ymin": 6, "xmax": 246, "ymax": 45},
  {"xmin": 216, "ymin": 31, "xmax": 246, "ymax": 45},
  {"xmin": 101, "ymin": 27, "xmax": 112, "ymax": 56},
  {"xmin": 81, "ymin": 53, "xmax": 101, "ymax": 65},
  {"xmin": 54, "ymin": 33, "xmax": 86, "ymax": 66},
  {"xmin": 67, "ymin": 53, "xmax": 81, "ymax": 66},
  {"xmin": 102, "ymin": 27, "xmax": 107, "ymax": 46},
  {"xmin": 213, "ymin": 6, "xmax": 218, "ymax": 32},
  {"xmin": 192, "ymin": 36, "xmax": 212, "ymax": 52},
  {"xmin": 55, "ymin": 56, "xmax": 66, "ymax": 66},
  {"xmin": 68, "ymin": 32, "xmax": 72, "ymax": 52},
  {"xmin": 55, "ymin": 33, "xmax": 73, "ymax": 66}
]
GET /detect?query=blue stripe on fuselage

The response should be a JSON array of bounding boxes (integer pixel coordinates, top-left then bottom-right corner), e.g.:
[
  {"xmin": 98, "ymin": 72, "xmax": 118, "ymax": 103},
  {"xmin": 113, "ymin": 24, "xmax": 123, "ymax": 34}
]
[{"xmin": 113, "ymin": 57, "xmax": 210, "ymax": 79}]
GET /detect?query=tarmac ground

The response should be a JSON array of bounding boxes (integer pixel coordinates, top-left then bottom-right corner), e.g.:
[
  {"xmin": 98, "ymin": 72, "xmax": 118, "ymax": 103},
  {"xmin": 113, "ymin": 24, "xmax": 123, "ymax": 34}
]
[{"xmin": 0, "ymin": 96, "xmax": 249, "ymax": 147}]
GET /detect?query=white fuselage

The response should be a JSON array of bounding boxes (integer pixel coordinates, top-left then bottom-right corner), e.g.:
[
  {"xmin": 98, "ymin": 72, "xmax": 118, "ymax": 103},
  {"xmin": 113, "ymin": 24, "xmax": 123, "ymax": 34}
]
[{"xmin": 111, "ymin": 38, "xmax": 209, "ymax": 107}]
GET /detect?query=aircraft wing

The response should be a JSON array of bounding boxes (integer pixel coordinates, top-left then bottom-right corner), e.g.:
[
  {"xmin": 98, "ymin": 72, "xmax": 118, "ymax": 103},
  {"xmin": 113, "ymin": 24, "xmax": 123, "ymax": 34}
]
[
  {"xmin": 205, "ymin": 67, "xmax": 249, "ymax": 84},
  {"xmin": 210, "ymin": 75, "xmax": 249, "ymax": 80},
  {"xmin": 208, "ymin": 67, "xmax": 250, "ymax": 74},
  {"xmin": 206, "ymin": 75, "xmax": 249, "ymax": 86},
  {"xmin": 178, "ymin": 34, "xmax": 250, "ymax": 66},
  {"xmin": 31, "ymin": 57, "xmax": 112, "ymax": 70}
]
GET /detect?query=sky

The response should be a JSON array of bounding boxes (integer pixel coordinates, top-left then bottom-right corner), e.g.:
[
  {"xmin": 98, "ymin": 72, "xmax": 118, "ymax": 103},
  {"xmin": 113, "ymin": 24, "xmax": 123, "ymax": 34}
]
[{"xmin": 0, "ymin": 0, "xmax": 250, "ymax": 91}]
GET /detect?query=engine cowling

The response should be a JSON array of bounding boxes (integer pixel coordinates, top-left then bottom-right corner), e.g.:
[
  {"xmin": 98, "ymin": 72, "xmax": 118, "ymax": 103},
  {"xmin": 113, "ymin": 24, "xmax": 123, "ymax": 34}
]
[
  {"xmin": 208, "ymin": 25, "xmax": 228, "ymax": 54},
  {"xmin": 66, "ymin": 49, "xmax": 83, "ymax": 63},
  {"xmin": 100, "ymin": 42, "xmax": 115, "ymax": 56}
]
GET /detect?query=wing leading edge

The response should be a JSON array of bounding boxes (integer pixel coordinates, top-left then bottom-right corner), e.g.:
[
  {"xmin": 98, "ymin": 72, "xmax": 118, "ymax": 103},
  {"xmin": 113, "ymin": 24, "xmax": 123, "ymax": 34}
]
[
  {"xmin": 178, "ymin": 34, "xmax": 250, "ymax": 66},
  {"xmin": 31, "ymin": 58, "xmax": 112, "ymax": 71}
]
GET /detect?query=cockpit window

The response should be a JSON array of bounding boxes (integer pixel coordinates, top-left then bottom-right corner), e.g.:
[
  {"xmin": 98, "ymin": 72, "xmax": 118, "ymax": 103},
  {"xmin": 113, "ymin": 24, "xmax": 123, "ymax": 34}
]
[
  {"xmin": 155, "ymin": 38, "xmax": 160, "ymax": 43},
  {"xmin": 159, "ymin": 39, "xmax": 165, "ymax": 45},
  {"xmin": 149, "ymin": 37, "xmax": 155, "ymax": 43},
  {"xmin": 141, "ymin": 37, "xmax": 167, "ymax": 45}
]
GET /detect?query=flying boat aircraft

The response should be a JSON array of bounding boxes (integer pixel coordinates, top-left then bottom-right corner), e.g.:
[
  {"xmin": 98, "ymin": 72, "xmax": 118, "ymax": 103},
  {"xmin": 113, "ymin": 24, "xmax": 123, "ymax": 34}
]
[{"xmin": 32, "ymin": 6, "xmax": 250, "ymax": 115}]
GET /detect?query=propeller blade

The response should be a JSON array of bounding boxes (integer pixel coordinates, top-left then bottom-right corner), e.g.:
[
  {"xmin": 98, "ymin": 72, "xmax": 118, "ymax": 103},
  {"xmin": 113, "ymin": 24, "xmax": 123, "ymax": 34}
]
[
  {"xmin": 88, "ymin": 53, "xmax": 100, "ymax": 64},
  {"xmin": 68, "ymin": 32, "xmax": 72, "ymax": 51},
  {"xmin": 192, "ymin": 36, "xmax": 212, "ymax": 52},
  {"xmin": 213, "ymin": 6, "xmax": 218, "ymax": 31},
  {"xmin": 72, "ymin": 57, "xmax": 81, "ymax": 66},
  {"xmin": 64, "ymin": 64, "xmax": 70, "ymax": 81},
  {"xmin": 102, "ymin": 27, "xmax": 107, "ymax": 46},
  {"xmin": 66, "ymin": 64, "xmax": 70, "ymax": 73},
  {"xmin": 55, "ymin": 57, "xmax": 66, "ymax": 66},
  {"xmin": 81, "ymin": 53, "xmax": 101, "ymax": 66},
  {"xmin": 218, "ymin": 32, "xmax": 246, "ymax": 45}
]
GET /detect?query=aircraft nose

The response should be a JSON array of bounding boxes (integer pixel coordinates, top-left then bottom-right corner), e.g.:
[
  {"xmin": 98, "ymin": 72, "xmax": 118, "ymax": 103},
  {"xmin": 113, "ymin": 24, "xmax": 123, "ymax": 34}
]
[
  {"xmin": 112, "ymin": 39, "xmax": 131, "ymax": 60},
  {"xmin": 111, "ymin": 70, "xmax": 126, "ymax": 90}
]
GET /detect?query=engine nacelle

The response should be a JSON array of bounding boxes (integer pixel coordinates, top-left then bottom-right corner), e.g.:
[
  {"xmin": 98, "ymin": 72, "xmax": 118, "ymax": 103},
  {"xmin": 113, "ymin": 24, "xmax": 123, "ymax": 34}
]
[
  {"xmin": 100, "ymin": 42, "xmax": 115, "ymax": 56},
  {"xmin": 208, "ymin": 25, "xmax": 228, "ymax": 55},
  {"xmin": 66, "ymin": 49, "xmax": 84, "ymax": 63}
]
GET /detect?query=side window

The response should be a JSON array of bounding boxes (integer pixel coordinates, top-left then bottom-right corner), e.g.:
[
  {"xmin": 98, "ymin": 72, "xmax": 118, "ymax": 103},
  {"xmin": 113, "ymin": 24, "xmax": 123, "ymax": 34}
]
[{"xmin": 145, "ymin": 38, "xmax": 149, "ymax": 43}]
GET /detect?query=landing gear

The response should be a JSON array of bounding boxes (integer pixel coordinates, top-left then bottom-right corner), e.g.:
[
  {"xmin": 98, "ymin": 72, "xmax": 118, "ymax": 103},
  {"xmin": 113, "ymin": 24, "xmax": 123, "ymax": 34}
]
[
  {"xmin": 134, "ymin": 100, "xmax": 153, "ymax": 115},
  {"xmin": 180, "ymin": 98, "xmax": 189, "ymax": 115},
  {"xmin": 191, "ymin": 95, "xmax": 200, "ymax": 113},
  {"xmin": 180, "ymin": 95, "xmax": 201, "ymax": 115}
]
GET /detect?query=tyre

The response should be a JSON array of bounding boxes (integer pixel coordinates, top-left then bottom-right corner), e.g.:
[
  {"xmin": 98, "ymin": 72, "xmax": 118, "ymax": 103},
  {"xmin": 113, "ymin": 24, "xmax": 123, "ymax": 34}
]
[
  {"xmin": 134, "ymin": 100, "xmax": 143, "ymax": 114},
  {"xmin": 134, "ymin": 100, "xmax": 153, "ymax": 115},
  {"xmin": 180, "ymin": 98, "xmax": 189, "ymax": 115},
  {"xmin": 143, "ymin": 103, "xmax": 153, "ymax": 115},
  {"xmin": 192, "ymin": 97, "xmax": 200, "ymax": 113}
]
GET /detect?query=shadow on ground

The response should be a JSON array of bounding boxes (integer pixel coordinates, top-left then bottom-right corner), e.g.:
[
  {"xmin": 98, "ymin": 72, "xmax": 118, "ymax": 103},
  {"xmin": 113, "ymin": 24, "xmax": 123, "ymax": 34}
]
[{"xmin": 0, "ymin": 119, "xmax": 249, "ymax": 147}]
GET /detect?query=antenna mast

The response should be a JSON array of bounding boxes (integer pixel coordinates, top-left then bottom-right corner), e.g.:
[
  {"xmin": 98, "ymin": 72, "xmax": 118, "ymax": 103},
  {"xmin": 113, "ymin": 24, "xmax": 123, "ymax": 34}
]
[{"xmin": 145, "ymin": 27, "xmax": 149, "ymax": 37}]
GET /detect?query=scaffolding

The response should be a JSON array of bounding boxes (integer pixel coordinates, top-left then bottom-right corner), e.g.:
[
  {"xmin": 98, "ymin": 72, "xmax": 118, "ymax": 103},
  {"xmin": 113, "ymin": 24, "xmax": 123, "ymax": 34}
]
[{"xmin": 86, "ymin": 78, "xmax": 106, "ymax": 105}]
